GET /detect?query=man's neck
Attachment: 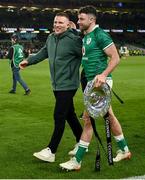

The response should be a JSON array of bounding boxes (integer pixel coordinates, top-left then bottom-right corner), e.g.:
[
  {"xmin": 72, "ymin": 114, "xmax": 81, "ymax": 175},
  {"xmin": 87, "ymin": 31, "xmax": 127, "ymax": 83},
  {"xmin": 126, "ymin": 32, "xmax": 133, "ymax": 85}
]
[{"xmin": 85, "ymin": 24, "xmax": 99, "ymax": 34}]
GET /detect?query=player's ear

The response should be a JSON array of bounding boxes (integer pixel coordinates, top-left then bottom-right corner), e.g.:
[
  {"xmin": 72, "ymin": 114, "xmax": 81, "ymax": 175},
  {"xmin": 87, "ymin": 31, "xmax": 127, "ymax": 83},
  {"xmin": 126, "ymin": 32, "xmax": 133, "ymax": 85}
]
[{"xmin": 90, "ymin": 17, "xmax": 95, "ymax": 22}]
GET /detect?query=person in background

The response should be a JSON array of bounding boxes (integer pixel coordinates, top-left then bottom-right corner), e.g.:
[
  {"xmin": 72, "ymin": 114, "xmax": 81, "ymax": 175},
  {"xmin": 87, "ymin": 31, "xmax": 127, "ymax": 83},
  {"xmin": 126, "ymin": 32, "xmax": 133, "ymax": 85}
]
[{"xmin": 8, "ymin": 34, "xmax": 30, "ymax": 95}]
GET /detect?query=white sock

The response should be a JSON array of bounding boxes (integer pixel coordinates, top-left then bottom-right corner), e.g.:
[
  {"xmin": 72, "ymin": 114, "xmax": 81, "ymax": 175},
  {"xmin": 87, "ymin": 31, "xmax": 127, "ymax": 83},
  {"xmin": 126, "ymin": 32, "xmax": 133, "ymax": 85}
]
[
  {"xmin": 114, "ymin": 134, "xmax": 124, "ymax": 142},
  {"xmin": 79, "ymin": 140, "xmax": 90, "ymax": 148}
]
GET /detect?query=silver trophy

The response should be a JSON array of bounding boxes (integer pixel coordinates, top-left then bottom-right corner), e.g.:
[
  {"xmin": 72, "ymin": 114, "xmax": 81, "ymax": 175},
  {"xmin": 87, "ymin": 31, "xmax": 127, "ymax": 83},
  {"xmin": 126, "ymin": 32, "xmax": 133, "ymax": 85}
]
[{"xmin": 84, "ymin": 80, "xmax": 111, "ymax": 119}]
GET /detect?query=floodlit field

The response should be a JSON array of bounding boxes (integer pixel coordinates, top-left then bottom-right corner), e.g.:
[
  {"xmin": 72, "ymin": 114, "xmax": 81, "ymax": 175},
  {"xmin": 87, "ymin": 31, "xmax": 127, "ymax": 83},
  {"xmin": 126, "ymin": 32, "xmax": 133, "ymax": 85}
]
[{"xmin": 0, "ymin": 56, "xmax": 145, "ymax": 179}]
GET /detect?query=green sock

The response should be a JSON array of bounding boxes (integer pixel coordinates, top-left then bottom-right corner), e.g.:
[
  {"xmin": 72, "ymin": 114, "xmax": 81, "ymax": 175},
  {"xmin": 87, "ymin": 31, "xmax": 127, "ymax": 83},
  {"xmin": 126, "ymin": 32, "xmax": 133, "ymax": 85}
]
[
  {"xmin": 75, "ymin": 146, "xmax": 87, "ymax": 163},
  {"xmin": 114, "ymin": 135, "xmax": 129, "ymax": 152},
  {"xmin": 117, "ymin": 139, "xmax": 129, "ymax": 152}
]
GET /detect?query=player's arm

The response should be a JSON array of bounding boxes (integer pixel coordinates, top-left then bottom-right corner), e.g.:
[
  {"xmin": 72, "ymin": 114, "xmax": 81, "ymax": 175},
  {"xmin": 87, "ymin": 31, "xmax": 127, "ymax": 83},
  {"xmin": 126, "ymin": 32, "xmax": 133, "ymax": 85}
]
[
  {"xmin": 103, "ymin": 44, "xmax": 120, "ymax": 77},
  {"xmin": 95, "ymin": 44, "xmax": 120, "ymax": 87}
]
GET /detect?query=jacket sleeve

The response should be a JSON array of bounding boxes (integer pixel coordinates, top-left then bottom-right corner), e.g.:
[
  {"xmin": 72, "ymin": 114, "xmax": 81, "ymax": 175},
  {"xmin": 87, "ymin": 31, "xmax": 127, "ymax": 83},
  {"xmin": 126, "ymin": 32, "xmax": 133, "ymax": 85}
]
[
  {"xmin": 7, "ymin": 47, "xmax": 14, "ymax": 60},
  {"xmin": 27, "ymin": 37, "xmax": 49, "ymax": 65}
]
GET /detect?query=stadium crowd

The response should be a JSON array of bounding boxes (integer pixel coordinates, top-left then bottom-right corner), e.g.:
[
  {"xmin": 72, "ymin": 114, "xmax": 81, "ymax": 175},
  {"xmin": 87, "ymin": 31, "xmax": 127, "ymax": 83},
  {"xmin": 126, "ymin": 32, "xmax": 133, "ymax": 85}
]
[
  {"xmin": 0, "ymin": 1, "xmax": 145, "ymax": 59},
  {"xmin": 1, "ymin": 41, "xmax": 144, "ymax": 60},
  {"xmin": 0, "ymin": 42, "xmax": 42, "ymax": 59}
]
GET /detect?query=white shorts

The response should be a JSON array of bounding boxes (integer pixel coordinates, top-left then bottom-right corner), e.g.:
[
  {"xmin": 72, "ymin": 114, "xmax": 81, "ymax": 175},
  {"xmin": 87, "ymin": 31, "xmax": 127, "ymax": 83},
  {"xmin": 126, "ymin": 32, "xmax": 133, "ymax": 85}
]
[{"xmin": 106, "ymin": 77, "xmax": 113, "ymax": 88}]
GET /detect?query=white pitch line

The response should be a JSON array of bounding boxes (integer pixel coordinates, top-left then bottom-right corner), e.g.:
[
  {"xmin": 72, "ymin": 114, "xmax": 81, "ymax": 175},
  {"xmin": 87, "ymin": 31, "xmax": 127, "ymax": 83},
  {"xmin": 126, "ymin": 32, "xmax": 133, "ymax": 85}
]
[{"xmin": 124, "ymin": 175, "xmax": 145, "ymax": 179}]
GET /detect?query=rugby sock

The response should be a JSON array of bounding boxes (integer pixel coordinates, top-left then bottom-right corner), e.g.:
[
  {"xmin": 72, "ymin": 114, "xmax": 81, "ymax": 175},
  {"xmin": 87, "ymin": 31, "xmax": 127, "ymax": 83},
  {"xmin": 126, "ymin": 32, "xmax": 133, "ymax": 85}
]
[
  {"xmin": 114, "ymin": 134, "xmax": 129, "ymax": 152},
  {"xmin": 75, "ymin": 140, "xmax": 90, "ymax": 163}
]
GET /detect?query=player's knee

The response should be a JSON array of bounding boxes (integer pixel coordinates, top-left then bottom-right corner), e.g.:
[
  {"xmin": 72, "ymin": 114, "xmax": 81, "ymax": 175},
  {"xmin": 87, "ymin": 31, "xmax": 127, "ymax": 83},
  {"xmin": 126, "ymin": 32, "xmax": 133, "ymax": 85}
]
[{"xmin": 108, "ymin": 112, "xmax": 117, "ymax": 125}]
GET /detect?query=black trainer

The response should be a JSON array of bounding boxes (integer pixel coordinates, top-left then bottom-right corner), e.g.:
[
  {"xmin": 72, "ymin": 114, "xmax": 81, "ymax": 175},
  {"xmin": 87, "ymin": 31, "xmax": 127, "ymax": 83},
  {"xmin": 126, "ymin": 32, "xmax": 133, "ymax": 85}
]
[
  {"xmin": 9, "ymin": 89, "xmax": 16, "ymax": 94},
  {"xmin": 24, "ymin": 89, "xmax": 31, "ymax": 95}
]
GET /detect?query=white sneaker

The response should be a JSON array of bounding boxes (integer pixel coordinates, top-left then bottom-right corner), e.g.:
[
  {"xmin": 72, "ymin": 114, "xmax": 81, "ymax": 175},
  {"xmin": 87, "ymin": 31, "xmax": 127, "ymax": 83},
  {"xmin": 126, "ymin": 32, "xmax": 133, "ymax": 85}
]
[
  {"xmin": 113, "ymin": 150, "xmax": 131, "ymax": 162},
  {"xmin": 68, "ymin": 143, "xmax": 88, "ymax": 156},
  {"xmin": 59, "ymin": 157, "xmax": 81, "ymax": 171},
  {"xmin": 33, "ymin": 148, "xmax": 55, "ymax": 162}
]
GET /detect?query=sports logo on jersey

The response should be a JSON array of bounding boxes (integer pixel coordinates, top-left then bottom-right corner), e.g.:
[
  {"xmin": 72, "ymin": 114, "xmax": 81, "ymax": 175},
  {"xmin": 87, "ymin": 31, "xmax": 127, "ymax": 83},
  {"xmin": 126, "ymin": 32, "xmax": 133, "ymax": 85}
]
[
  {"xmin": 18, "ymin": 48, "xmax": 23, "ymax": 58},
  {"xmin": 86, "ymin": 38, "xmax": 91, "ymax": 45}
]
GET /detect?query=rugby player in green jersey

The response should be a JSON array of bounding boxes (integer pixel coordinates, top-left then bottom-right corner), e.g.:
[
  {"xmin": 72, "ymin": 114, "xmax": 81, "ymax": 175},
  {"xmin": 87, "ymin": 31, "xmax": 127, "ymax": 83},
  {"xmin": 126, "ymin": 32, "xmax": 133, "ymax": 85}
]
[{"xmin": 60, "ymin": 5, "xmax": 131, "ymax": 171}]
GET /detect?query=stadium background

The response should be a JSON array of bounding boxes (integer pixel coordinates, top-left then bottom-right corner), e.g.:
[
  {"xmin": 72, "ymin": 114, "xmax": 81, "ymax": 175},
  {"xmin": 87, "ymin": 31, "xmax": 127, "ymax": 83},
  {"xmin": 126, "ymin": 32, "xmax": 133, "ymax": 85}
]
[
  {"xmin": 0, "ymin": 0, "xmax": 145, "ymax": 58},
  {"xmin": 0, "ymin": 0, "xmax": 145, "ymax": 179}
]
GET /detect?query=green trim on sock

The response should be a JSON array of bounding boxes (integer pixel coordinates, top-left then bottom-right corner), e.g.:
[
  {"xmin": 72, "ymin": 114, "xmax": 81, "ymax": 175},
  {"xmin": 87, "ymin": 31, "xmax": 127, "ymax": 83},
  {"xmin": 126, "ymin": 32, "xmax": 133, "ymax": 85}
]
[
  {"xmin": 117, "ymin": 139, "xmax": 128, "ymax": 152},
  {"xmin": 75, "ymin": 146, "xmax": 87, "ymax": 163}
]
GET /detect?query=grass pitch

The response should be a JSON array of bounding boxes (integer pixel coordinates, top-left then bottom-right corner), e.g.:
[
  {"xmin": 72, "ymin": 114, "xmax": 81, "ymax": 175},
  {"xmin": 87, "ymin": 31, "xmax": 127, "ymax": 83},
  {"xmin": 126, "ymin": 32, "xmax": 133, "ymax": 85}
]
[{"xmin": 0, "ymin": 56, "xmax": 145, "ymax": 179}]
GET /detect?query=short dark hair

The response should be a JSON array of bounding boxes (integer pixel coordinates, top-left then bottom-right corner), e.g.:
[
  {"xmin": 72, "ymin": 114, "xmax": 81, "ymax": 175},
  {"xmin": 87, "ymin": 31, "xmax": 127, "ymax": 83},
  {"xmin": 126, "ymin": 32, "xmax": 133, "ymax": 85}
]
[
  {"xmin": 11, "ymin": 33, "xmax": 19, "ymax": 42},
  {"xmin": 55, "ymin": 12, "xmax": 70, "ymax": 20},
  {"xmin": 78, "ymin": 5, "xmax": 97, "ymax": 19}
]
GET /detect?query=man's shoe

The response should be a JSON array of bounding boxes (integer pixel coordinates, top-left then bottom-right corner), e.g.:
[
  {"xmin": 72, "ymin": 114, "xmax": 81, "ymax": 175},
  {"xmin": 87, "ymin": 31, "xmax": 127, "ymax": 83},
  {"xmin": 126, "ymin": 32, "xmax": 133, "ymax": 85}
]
[
  {"xmin": 33, "ymin": 148, "xmax": 55, "ymax": 162},
  {"xmin": 113, "ymin": 150, "xmax": 131, "ymax": 162},
  {"xmin": 68, "ymin": 143, "xmax": 88, "ymax": 156},
  {"xmin": 59, "ymin": 157, "xmax": 81, "ymax": 171},
  {"xmin": 24, "ymin": 89, "xmax": 31, "ymax": 95},
  {"xmin": 9, "ymin": 89, "xmax": 16, "ymax": 94}
]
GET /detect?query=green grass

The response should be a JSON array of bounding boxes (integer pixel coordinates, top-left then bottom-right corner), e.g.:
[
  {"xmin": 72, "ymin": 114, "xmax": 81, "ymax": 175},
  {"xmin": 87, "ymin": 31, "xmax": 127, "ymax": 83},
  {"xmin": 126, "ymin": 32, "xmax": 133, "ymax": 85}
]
[{"xmin": 0, "ymin": 56, "xmax": 145, "ymax": 179}]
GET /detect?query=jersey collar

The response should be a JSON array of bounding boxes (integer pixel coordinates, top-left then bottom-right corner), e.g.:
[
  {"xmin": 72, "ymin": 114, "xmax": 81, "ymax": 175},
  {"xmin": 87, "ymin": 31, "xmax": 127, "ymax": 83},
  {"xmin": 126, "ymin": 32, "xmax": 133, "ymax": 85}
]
[{"xmin": 92, "ymin": 24, "xmax": 99, "ymax": 31}]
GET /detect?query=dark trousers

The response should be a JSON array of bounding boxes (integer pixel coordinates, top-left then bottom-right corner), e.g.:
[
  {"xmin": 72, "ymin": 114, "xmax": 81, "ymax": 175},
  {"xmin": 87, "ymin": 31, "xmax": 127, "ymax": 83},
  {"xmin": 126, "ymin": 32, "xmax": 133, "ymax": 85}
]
[{"xmin": 48, "ymin": 90, "xmax": 83, "ymax": 153}]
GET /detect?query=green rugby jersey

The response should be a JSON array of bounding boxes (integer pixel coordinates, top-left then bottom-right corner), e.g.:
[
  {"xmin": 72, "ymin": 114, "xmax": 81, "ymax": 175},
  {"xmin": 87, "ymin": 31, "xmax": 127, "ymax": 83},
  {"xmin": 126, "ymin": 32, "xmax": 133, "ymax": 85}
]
[
  {"xmin": 82, "ymin": 26, "xmax": 113, "ymax": 81},
  {"xmin": 12, "ymin": 44, "xmax": 24, "ymax": 68}
]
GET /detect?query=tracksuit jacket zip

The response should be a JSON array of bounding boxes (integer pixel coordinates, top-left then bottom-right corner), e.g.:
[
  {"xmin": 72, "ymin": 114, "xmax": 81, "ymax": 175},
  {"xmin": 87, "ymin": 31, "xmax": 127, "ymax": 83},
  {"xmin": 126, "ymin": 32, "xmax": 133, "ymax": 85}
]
[{"xmin": 53, "ymin": 37, "xmax": 59, "ymax": 89}]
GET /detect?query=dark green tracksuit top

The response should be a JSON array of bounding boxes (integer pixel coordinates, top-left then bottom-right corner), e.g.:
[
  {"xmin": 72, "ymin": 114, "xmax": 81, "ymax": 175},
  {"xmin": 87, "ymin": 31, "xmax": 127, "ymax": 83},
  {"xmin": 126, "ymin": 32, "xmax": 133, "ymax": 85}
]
[{"xmin": 27, "ymin": 29, "xmax": 82, "ymax": 91}]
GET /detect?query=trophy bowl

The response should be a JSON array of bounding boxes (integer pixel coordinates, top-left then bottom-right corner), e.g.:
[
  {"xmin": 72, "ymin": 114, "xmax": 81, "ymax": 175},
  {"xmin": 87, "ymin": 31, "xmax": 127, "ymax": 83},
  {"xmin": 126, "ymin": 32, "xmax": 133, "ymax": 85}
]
[{"xmin": 84, "ymin": 80, "xmax": 111, "ymax": 119}]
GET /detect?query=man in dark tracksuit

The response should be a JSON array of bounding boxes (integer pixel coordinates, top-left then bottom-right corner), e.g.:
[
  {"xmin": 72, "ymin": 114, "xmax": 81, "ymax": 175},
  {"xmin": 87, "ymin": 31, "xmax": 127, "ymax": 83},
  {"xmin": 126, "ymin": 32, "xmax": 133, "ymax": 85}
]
[
  {"xmin": 8, "ymin": 34, "xmax": 30, "ymax": 95},
  {"xmin": 19, "ymin": 12, "xmax": 83, "ymax": 162}
]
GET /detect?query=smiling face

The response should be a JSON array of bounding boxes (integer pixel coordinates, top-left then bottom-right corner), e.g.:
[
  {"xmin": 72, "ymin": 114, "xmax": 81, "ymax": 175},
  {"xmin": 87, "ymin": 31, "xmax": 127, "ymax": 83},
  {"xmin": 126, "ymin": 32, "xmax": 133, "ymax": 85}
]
[{"xmin": 53, "ymin": 15, "xmax": 70, "ymax": 35}]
